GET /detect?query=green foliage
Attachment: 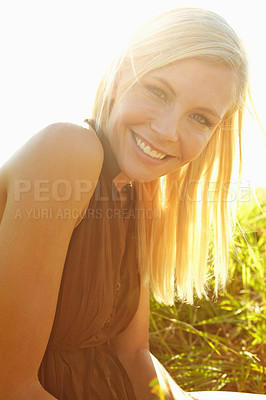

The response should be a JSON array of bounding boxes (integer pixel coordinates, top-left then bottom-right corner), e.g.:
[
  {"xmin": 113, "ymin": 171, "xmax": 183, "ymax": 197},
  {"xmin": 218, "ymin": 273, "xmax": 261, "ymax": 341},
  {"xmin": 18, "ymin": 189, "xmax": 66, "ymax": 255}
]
[{"xmin": 150, "ymin": 188, "xmax": 266, "ymax": 394}]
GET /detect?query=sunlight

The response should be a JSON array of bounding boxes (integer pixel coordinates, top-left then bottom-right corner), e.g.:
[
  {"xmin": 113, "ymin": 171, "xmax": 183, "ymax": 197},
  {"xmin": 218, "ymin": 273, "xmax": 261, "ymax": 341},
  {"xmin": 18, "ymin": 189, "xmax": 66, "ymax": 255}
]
[{"xmin": 0, "ymin": 0, "xmax": 265, "ymax": 187}]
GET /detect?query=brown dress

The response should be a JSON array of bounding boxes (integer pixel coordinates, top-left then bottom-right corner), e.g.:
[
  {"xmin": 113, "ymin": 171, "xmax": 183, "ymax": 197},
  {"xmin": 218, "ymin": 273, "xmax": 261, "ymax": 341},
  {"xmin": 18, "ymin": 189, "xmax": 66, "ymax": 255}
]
[{"xmin": 38, "ymin": 127, "xmax": 140, "ymax": 399}]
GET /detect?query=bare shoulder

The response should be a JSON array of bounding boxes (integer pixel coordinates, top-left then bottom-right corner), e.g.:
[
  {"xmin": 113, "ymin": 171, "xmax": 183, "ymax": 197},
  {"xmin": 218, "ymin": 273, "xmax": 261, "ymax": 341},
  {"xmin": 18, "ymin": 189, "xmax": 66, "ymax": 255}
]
[
  {"xmin": 0, "ymin": 122, "xmax": 104, "ymax": 228},
  {"xmin": 2, "ymin": 122, "xmax": 103, "ymax": 213},
  {"xmin": 40, "ymin": 121, "xmax": 104, "ymax": 161},
  {"xmin": 4, "ymin": 122, "xmax": 104, "ymax": 180}
]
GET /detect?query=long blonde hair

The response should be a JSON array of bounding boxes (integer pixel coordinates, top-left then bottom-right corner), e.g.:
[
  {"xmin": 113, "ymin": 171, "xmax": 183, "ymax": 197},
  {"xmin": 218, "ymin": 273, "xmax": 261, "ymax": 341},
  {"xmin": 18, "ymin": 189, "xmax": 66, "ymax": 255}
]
[{"xmin": 91, "ymin": 8, "xmax": 249, "ymax": 304}]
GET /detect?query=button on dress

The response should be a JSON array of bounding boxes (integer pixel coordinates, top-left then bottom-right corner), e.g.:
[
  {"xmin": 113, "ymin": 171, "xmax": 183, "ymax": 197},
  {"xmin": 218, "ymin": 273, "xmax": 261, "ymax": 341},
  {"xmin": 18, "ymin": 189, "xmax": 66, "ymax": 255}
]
[{"xmin": 38, "ymin": 126, "xmax": 140, "ymax": 400}]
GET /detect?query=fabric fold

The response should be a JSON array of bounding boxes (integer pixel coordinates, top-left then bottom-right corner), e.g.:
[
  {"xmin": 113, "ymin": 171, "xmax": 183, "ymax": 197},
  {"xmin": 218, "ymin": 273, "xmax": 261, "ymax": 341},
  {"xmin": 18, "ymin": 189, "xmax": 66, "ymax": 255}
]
[{"xmin": 39, "ymin": 125, "xmax": 139, "ymax": 399}]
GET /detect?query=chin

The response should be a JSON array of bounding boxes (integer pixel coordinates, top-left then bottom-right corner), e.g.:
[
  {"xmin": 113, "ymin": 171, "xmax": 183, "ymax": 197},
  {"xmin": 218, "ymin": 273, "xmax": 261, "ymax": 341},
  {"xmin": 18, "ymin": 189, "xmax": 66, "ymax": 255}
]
[{"xmin": 126, "ymin": 169, "xmax": 163, "ymax": 183}]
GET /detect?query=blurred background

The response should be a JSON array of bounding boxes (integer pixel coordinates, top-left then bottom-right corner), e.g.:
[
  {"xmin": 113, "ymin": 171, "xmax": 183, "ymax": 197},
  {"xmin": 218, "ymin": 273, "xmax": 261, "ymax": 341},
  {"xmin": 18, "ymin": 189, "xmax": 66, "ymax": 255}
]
[
  {"xmin": 0, "ymin": 0, "xmax": 265, "ymax": 190},
  {"xmin": 0, "ymin": 1, "xmax": 265, "ymax": 393}
]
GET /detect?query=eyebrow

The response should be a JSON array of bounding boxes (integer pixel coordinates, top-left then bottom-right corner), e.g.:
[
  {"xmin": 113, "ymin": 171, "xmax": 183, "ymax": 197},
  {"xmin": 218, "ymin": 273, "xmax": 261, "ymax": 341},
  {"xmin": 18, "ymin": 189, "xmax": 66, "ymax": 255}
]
[
  {"xmin": 149, "ymin": 75, "xmax": 177, "ymax": 97},
  {"xmin": 149, "ymin": 75, "xmax": 222, "ymax": 120},
  {"xmin": 196, "ymin": 107, "xmax": 222, "ymax": 120}
]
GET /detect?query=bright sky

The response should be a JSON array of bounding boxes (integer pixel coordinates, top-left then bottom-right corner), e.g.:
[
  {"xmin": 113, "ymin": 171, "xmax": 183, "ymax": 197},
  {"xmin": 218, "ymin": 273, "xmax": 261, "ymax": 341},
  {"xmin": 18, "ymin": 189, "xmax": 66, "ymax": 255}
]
[{"xmin": 0, "ymin": 0, "xmax": 265, "ymax": 188}]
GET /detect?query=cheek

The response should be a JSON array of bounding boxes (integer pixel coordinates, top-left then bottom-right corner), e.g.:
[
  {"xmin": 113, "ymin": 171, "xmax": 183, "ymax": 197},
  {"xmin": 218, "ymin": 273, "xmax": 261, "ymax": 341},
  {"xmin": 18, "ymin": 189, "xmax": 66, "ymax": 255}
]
[
  {"xmin": 115, "ymin": 94, "xmax": 156, "ymax": 124},
  {"xmin": 182, "ymin": 130, "xmax": 212, "ymax": 160}
]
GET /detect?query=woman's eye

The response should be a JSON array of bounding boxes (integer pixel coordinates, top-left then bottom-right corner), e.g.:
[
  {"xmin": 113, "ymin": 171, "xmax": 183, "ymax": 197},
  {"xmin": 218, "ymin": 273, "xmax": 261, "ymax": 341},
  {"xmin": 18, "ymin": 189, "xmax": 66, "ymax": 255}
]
[
  {"xmin": 146, "ymin": 86, "xmax": 167, "ymax": 101},
  {"xmin": 190, "ymin": 113, "xmax": 213, "ymax": 127}
]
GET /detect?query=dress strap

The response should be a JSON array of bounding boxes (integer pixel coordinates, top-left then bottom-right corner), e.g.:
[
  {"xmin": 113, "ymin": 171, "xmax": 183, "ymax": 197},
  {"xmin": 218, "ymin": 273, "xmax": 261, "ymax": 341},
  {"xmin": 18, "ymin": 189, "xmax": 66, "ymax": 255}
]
[{"xmin": 84, "ymin": 119, "xmax": 103, "ymax": 140}]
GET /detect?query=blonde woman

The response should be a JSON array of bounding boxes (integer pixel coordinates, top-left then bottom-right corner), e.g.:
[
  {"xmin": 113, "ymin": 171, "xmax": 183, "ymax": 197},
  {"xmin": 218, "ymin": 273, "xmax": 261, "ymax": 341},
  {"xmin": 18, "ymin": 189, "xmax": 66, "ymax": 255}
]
[{"xmin": 0, "ymin": 7, "xmax": 263, "ymax": 400}]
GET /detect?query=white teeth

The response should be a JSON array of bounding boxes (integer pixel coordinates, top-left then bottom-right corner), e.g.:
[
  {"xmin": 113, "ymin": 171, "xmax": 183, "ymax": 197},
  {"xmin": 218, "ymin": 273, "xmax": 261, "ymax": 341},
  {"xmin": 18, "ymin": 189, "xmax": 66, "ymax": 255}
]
[
  {"xmin": 150, "ymin": 150, "xmax": 158, "ymax": 158},
  {"xmin": 133, "ymin": 133, "xmax": 166, "ymax": 160},
  {"xmin": 143, "ymin": 145, "xmax": 151, "ymax": 154}
]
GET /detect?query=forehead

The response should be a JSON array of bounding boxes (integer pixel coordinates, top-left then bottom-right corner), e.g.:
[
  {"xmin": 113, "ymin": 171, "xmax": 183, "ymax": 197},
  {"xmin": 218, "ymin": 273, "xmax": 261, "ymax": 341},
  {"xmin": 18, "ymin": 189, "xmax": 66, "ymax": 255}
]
[
  {"xmin": 148, "ymin": 58, "xmax": 235, "ymax": 86},
  {"xmin": 145, "ymin": 58, "xmax": 237, "ymax": 115}
]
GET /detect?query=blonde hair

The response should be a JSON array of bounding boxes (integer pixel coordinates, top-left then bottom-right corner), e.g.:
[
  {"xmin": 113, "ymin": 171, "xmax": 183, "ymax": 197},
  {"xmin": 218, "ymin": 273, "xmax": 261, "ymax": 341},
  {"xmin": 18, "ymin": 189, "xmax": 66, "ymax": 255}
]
[{"xmin": 91, "ymin": 8, "xmax": 249, "ymax": 304}]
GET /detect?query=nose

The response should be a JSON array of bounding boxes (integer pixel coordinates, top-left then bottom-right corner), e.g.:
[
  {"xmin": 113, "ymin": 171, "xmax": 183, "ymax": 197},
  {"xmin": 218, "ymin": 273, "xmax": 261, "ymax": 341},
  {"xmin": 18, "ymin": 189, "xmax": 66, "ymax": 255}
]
[{"xmin": 150, "ymin": 108, "xmax": 180, "ymax": 142}]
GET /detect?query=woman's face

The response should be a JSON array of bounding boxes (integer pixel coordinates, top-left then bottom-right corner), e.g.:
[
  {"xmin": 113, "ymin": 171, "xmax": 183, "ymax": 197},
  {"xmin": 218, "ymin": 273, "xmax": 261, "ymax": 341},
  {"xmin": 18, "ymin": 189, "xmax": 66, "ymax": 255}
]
[{"xmin": 106, "ymin": 58, "xmax": 237, "ymax": 182}]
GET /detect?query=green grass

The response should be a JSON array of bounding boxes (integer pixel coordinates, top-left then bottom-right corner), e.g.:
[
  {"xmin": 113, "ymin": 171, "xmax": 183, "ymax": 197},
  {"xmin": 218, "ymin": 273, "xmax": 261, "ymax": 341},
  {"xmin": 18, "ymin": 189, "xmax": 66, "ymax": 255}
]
[{"xmin": 150, "ymin": 188, "xmax": 266, "ymax": 394}]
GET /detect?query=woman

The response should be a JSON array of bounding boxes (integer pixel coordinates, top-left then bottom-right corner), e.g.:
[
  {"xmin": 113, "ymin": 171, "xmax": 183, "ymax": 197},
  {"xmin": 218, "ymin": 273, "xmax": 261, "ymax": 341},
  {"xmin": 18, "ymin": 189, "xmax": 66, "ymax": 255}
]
[{"xmin": 0, "ymin": 7, "xmax": 262, "ymax": 400}]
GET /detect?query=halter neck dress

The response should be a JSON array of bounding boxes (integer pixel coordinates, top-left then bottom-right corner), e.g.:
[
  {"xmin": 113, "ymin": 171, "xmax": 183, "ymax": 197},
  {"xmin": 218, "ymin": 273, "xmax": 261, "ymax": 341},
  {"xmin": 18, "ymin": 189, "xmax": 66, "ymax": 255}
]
[{"xmin": 38, "ymin": 125, "xmax": 140, "ymax": 400}]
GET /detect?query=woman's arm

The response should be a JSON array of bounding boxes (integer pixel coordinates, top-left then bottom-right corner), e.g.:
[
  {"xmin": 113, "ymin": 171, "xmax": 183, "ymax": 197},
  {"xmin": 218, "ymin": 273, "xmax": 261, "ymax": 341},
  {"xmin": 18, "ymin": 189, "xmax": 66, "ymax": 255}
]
[
  {"xmin": 11, "ymin": 380, "xmax": 58, "ymax": 400},
  {"xmin": 120, "ymin": 348, "xmax": 193, "ymax": 400},
  {"xmin": 111, "ymin": 279, "xmax": 192, "ymax": 400},
  {"xmin": 0, "ymin": 123, "xmax": 103, "ymax": 399},
  {"xmin": 111, "ymin": 280, "xmax": 266, "ymax": 400}
]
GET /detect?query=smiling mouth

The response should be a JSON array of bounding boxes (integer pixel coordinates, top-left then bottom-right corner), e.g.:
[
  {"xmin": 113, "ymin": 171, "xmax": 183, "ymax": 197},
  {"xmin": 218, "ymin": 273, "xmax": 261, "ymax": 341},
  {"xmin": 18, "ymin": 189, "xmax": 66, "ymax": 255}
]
[{"xmin": 132, "ymin": 131, "xmax": 170, "ymax": 160}]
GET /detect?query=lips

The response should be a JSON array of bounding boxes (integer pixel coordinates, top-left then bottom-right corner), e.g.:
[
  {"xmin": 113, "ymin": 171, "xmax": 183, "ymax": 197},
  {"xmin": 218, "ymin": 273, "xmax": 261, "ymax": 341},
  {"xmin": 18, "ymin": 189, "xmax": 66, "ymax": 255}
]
[{"xmin": 131, "ymin": 130, "xmax": 172, "ymax": 160}]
